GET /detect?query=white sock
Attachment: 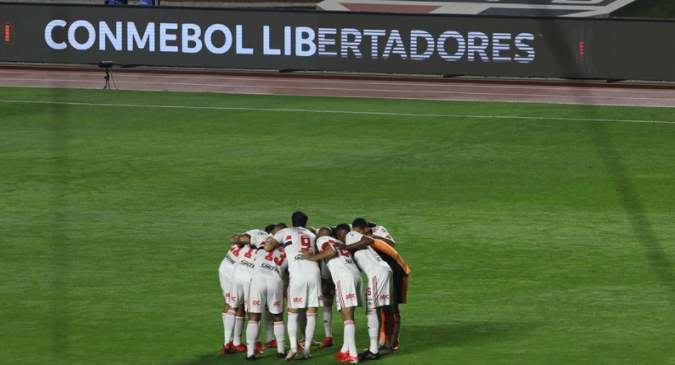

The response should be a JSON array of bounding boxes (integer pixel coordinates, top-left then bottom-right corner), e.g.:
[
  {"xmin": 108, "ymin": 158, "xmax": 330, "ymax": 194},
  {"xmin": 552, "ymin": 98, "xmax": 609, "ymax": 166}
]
[
  {"xmin": 366, "ymin": 310, "xmax": 380, "ymax": 353},
  {"xmin": 298, "ymin": 311, "xmax": 307, "ymax": 342},
  {"xmin": 224, "ymin": 310, "xmax": 236, "ymax": 345},
  {"xmin": 323, "ymin": 298, "xmax": 333, "ymax": 338},
  {"xmin": 304, "ymin": 312, "xmax": 317, "ymax": 351},
  {"xmin": 274, "ymin": 321, "xmax": 286, "ymax": 353},
  {"xmin": 222, "ymin": 312, "xmax": 228, "ymax": 345},
  {"xmin": 246, "ymin": 320, "xmax": 259, "ymax": 357},
  {"xmin": 233, "ymin": 316, "xmax": 245, "ymax": 346},
  {"xmin": 287, "ymin": 312, "xmax": 298, "ymax": 350},
  {"xmin": 344, "ymin": 320, "xmax": 357, "ymax": 356},
  {"xmin": 265, "ymin": 311, "xmax": 274, "ymax": 343}
]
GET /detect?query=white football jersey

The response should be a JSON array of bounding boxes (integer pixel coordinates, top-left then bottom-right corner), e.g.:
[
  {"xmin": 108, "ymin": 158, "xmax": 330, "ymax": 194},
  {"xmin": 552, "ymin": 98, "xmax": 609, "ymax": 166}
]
[
  {"xmin": 251, "ymin": 246, "xmax": 288, "ymax": 282},
  {"xmin": 345, "ymin": 231, "xmax": 391, "ymax": 277},
  {"xmin": 232, "ymin": 229, "xmax": 268, "ymax": 279},
  {"xmin": 316, "ymin": 236, "xmax": 361, "ymax": 283},
  {"xmin": 219, "ymin": 244, "xmax": 238, "ymax": 277},
  {"xmin": 273, "ymin": 227, "xmax": 320, "ymax": 277},
  {"xmin": 371, "ymin": 225, "xmax": 395, "ymax": 244},
  {"xmin": 246, "ymin": 229, "xmax": 271, "ymax": 248}
]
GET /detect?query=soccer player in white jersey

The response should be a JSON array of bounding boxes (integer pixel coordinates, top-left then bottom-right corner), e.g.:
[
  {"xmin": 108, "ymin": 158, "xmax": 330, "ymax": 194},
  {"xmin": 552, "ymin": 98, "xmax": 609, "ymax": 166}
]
[
  {"xmin": 240, "ymin": 227, "xmax": 289, "ymax": 360},
  {"xmin": 219, "ymin": 238, "xmax": 239, "ymax": 354},
  {"xmin": 300, "ymin": 226, "xmax": 364, "ymax": 364},
  {"xmin": 264, "ymin": 211, "xmax": 322, "ymax": 360},
  {"xmin": 369, "ymin": 223, "xmax": 396, "ymax": 247},
  {"xmin": 223, "ymin": 229, "xmax": 265, "ymax": 353},
  {"xmin": 316, "ymin": 257, "xmax": 335, "ymax": 348},
  {"xmin": 338, "ymin": 224, "xmax": 393, "ymax": 362},
  {"xmin": 354, "ymin": 219, "xmax": 410, "ymax": 354}
]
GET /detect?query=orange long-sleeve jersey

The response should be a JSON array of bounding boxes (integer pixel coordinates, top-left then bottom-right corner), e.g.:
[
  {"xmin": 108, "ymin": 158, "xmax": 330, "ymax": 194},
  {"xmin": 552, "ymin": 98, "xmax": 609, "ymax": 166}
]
[{"xmin": 372, "ymin": 239, "xmax": 411, "ymax": 275}]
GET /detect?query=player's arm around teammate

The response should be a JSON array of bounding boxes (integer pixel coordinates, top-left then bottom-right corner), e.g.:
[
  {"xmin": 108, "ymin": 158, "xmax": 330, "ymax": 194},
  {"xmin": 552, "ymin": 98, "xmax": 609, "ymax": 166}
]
[
  {"xmin": 300, "ymin": 227, "xmax": 364, "ymax": 364},
  {"xmin": 244, "ymin": 229, "xmax": 289, "ymax": 361},
  {"xmin": 353, "ymin": 218, "xmax": 410, "ymax": 354},
  {"xmin": 224, "ymin": 231, "xmax": 263, "ymax": 353},
  {"xmin": 338, "ymin": 224, "xmax": 394, "ymax": 361},
  {"xmin": 264, "ymin": 211, "xmax": 322, "ymax": 360}
]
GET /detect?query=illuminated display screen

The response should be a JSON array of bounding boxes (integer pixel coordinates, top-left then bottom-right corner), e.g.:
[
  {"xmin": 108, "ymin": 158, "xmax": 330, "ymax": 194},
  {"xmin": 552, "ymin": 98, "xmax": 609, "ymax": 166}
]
[{"xmin": 1, "ymin": 3, "xmax": 674, "ymax": 81}]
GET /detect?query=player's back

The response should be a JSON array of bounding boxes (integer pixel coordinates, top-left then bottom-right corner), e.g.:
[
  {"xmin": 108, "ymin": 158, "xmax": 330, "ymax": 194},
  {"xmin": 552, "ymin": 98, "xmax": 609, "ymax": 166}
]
[
  {"xmin": 273, "ymin": 227, "xmax": 319, "ymax": 277},
  {"xmin": 219, "ymin": 245, "xmax": 238, "ymax": 276},
  {"xmin": 371, "ymin": 225, "xmax": 395, "ymax": 244},
  {"xmin": 232, "ymin": 229, "xmax": 268, "ymax": 278},
  {"xmin": 345, "ymin": 231, "xmax": 392, "ymax": 277},
  {"xmin": 317, "ymin": 236, "xmax": 361, "ymax": 282},
  {"xmin": 252, "ymin": 245, "xmax": 288, "ymax": 282}
]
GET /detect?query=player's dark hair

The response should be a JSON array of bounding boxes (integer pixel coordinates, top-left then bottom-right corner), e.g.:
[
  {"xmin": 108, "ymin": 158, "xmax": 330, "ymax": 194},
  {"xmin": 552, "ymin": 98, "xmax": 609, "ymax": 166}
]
[
  {"xmin": 291, "ymin": 211, "xmax": 309, "ymax": 227},
  {"xmin": 329, "ymin": 226, "xmax": 337, "ymax": 237},
  {"xmin": 352, "ymin": 217, "xmax": 368, "ymax": 229},
  {"xmin": 276, "ymin": 222, "xmax": 288, "ymax": 229},
  {"xmin": 368, "ymin": 222, "xmax": 377, "ymax": 228},
  {"xmin": 264, "ymin": 224, "xmax": 276, "ymax": 234},
  {"xmin": 336, "ymin": 223, "xmax": 351, "ymax": 234},
  {"xmin": 318, "ymin": 226, "xmax": 334, "ymax": 238}
]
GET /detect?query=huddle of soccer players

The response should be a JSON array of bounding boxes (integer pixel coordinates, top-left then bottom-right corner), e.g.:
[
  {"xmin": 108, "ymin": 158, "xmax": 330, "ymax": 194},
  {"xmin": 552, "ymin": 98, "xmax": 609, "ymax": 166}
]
[{"xmin": 218, "ymin": 211, "xmax": 411, "ymax": 363}]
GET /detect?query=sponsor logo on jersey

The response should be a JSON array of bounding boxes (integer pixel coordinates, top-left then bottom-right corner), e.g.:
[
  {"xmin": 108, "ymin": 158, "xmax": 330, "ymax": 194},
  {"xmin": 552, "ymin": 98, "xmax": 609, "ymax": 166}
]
[
  {"xmin": 226, "ymin": 255, "xmax": 236, "ymax": 264},
  {"xmin": 293, "ymin": 297, "xmax": 303, "ymax": 303},
  {"xmin": 379, "ymin": 294, "xmax": 389, "ymax": 300},
  {"xmin": 252, "ymin": 300, "xmax": 261, "ymax": 306},
  {"xmin": 346, "ymin": 293, "xmax": 356, "ymax": 299},
  {"xmin": 273, "ymin": 301, "xmax": 281, "ymax": 307},
  {"xmin": 240, "ymin": 260, "xmax": 255, "ymax": 268},
  {"xmin": 261, "ymin": 263, "xmax": 280, "ymax": 273}
]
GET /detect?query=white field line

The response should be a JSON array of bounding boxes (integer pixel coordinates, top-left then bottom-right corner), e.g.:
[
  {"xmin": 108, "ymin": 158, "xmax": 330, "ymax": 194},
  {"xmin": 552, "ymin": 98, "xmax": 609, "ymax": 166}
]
[
  {"xmin": 1, "ymin": 99, "xmax": 673, "ymax": 125},
  {"xmin": 1, "ymin": 77, "xmax": 674, "ymax": 103},
  {"xmin": 2, "ymin": 69, "xmax": 675, "ymax": 95}
]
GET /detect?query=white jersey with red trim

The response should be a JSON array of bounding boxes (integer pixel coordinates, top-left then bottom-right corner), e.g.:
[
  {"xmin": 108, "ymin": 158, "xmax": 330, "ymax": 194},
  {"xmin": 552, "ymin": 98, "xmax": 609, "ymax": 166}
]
[
  {"xmin": 273, "ymin": 227, "xmax": 319, "ymax": 277},
  {"xmin": 232, "ymin": 229, "xmax": 268, "ymax": 279},
  {"xmin": 246, "ymin": 229, "xmax": 271, "ymax": 248},
  {"xmin": 219, "ymin": 244, "xmax": 238, "ymax": 278},
  {"xmin": 371, "ymin": 225, "xmax": 395, "ymax": 244},
  {"xmin": 251, "ymin": 246, "xmax": 288, "ymax": 282},
  {"xmin": 345, "ymin": 231, "xmax": 392, "ymax": 277},
  {"xmin": 317, "ymin": 236, "xmax": 361, "ymax": 283}
]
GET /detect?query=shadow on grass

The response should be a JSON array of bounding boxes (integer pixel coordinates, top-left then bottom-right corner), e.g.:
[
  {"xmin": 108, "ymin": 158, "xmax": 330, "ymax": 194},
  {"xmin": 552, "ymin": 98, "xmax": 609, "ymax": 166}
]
[
  {"xmin": 170, "ymin": 321, "xmax": 537, "ymax": 365},
  {"xmin": 586, "ymin": 122, "xmax": 675, "ymax": 308},
  {"xmin": 530, "ymin": 10, "xmax": 675, "ymax": 309},
  {"xmin": 403, "ymin": 321, "xmax": 538, "ymax": 352}
]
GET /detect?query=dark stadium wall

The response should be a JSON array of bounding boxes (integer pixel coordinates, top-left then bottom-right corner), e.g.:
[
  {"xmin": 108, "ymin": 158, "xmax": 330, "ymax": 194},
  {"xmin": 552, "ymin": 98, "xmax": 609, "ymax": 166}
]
[{"xmin": 1, "ymin": 3, "xmax": 675, "ymax": 81}]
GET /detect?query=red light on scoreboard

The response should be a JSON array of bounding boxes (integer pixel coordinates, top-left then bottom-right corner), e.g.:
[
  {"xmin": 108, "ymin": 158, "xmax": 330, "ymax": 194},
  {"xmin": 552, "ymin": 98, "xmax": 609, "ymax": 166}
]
[
  {"xmin": 578, "ymin": 40, "xmax": 585, "ymax": 59},
  {"xmin": 3, "ymin": 21, "xmax": 15, "ymax": 44}
]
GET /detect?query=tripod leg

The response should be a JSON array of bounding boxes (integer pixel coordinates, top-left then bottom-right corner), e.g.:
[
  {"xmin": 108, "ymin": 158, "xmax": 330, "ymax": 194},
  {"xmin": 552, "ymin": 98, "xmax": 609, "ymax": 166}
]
[{"xmin": 103, "ymin": 68, "xmax": 111, "ymax": 89}]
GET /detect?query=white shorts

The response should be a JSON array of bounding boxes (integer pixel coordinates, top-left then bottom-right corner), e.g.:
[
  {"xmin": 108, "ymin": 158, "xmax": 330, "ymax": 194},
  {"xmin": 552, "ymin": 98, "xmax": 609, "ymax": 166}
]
[
  {"xmin": 287, "ymin": 274, "xmax": 323, "ymax": 309},
  {"xmin": 219, "ymin": 267, "xmax": 233, "ymax": 301},
  {"xmin": 366, "ymin": 270, "xmax": 393, "ymax": 309},
  {"xmin": 229, "ymin": 274, "xmax": 251, "ymax": 308},
  {"xmin": 334, "ymin": 275, "xmax": 364, "ymax": 311},
  {"xmin": 247, "ymin": 275, "xmax": 285, "ymax": 314}
]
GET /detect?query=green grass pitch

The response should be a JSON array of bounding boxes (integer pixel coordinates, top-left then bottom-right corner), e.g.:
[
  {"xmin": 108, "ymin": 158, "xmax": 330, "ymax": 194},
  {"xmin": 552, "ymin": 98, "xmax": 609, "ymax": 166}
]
[{"xmin": 1, "ymin": 86, "xmax": 674, "ymax": 365}]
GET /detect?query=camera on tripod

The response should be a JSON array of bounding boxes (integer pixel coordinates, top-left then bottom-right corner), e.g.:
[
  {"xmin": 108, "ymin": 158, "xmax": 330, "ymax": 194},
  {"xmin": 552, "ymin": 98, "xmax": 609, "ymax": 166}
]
[{"xmin": 99, "ymin": 61, "xmax": 113, "ymax": 89}]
